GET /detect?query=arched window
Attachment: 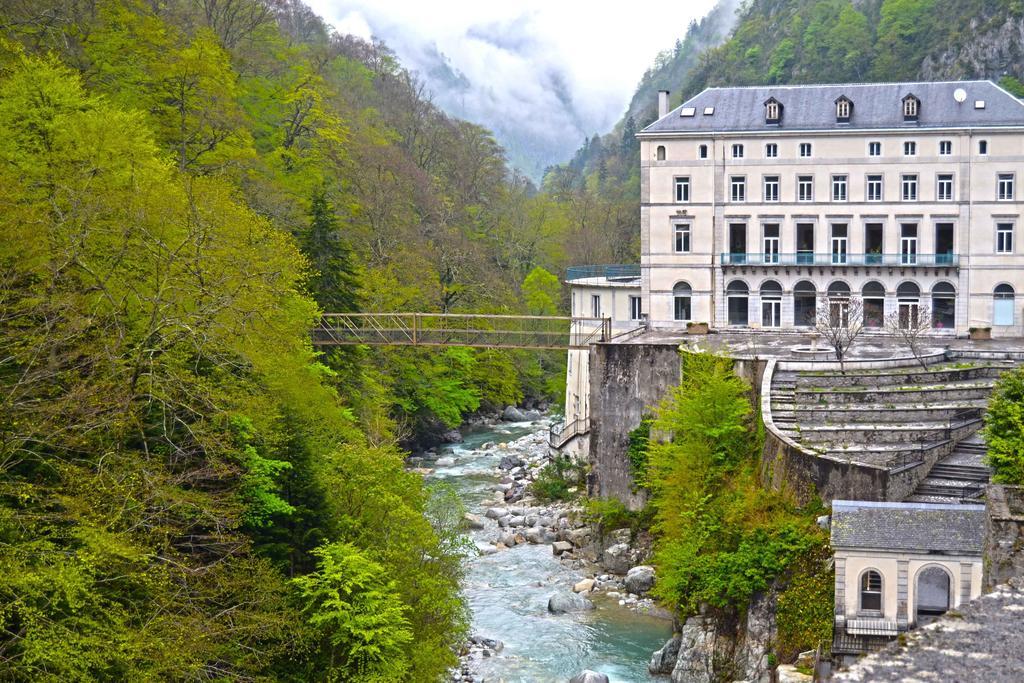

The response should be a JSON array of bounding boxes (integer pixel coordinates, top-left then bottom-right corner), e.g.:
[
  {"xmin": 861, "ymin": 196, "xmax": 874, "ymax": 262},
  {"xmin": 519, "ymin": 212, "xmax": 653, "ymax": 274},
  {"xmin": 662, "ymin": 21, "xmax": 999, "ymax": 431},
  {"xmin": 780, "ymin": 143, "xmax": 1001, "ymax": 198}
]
[
  {"xmin": 995, "ymin": 284, "xmax": 1015, "ymax": 326},
  {"xmin": 794, "ymin": 280, "xmax": 817, "ymax": 327},
  {"xmin": 760, "ymin": 280, "xmax": 782, "ymax": 327},
  {"xmin": 656, "ymin": 145, "xmax": 666, "ymax": 161},
  {"xmin": 897, "ymin": 282, "xmax": 922, "ymax": 329},
  {"xmin": 836, "ymin": 96, "xmax": 852, "ymax": 122},
  {"xmin": 726, "ymin": 280, "xmax": 749, "ymax": 326},
  {"xmin": 903, "ymin": 94, "xmax": 920, "ymax": 121},
  {"xmin": 863, "ymin": 281, "xmax": 886, "ymax": 328},
  {"xmin": 827, "ymin": 281, "xmax": 851, "ymax": 327},
  {"xmin": 860, "ymin": 570, "xmax": 883, "ymax": 612},
  {"xmin": 673, "ymin": 282, "xmax": 692, "ymax": 322},
  {"xmin": 932, "ymin": 282, "xmax": 956, "ymax": 329}
]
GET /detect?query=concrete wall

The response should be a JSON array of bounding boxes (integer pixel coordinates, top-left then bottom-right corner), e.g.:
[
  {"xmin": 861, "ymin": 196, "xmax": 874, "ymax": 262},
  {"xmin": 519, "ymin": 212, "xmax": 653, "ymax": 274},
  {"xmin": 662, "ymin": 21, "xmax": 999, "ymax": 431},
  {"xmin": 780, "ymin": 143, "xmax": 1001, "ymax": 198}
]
[
  {"xmin": 984, "ymin": 484, "xmax": 1024, "ymax": 589},
  {"xmin": 587, "ymin": 342, "xmax": 682, "ymax": 509}
]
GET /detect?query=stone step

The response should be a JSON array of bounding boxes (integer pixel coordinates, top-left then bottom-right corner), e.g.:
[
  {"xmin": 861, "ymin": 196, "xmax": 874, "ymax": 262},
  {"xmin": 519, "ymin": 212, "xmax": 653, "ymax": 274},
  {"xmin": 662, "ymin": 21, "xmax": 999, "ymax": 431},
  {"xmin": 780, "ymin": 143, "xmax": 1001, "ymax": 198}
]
[{"xmin": 929, "ymin": 463, "xmax": 990, "ymax": 482}]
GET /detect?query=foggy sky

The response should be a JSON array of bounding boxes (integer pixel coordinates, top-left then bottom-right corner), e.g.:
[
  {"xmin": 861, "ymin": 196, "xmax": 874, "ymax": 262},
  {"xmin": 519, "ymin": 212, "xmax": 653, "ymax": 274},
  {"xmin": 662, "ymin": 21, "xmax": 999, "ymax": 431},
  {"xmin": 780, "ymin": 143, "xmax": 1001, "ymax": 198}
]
[{"xmin": 304, "ymin": 0, "xmax": 718, "ymax": 178}]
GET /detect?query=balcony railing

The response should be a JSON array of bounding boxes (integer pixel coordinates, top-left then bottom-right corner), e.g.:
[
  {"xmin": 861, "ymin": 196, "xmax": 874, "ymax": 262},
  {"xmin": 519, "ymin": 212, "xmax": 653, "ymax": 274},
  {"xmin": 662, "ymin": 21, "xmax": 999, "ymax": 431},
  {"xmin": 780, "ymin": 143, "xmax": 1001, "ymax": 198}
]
[
  {"xmin": 720, "ymin": 252, "xmax": 958, "ymax": 266},
  {"xmin": 565, "ymin": 264, "xmax": 641, "ymax": 281}
]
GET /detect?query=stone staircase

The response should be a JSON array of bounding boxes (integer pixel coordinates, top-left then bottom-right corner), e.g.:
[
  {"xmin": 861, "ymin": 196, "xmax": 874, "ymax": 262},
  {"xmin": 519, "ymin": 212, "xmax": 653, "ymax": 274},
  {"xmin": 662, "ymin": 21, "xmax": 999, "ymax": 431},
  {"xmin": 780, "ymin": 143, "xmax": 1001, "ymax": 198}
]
[
  {"xmin": 907, "ymin": 436, "xmax": 991, "ymax": 504},
  {"xmin": 769, "ymin": 357, "xmax": 1017, "ymax": 502}
]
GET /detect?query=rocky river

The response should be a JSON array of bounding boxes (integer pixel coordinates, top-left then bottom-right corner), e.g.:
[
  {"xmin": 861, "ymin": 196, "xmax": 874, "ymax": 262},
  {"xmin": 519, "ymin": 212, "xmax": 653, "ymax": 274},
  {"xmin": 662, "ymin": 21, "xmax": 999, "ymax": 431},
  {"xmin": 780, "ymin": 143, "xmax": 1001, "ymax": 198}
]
[{"xmin": 415, "ymin": 417, "xmax": 673, "ymax": 683}]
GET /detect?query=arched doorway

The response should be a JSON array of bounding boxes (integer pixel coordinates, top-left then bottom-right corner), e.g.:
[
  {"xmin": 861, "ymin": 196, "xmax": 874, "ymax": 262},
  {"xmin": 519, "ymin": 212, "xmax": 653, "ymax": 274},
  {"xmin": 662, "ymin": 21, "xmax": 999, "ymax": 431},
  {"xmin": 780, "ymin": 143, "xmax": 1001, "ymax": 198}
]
[
  {"xmin": 827, "ymin": 281, "xmax": 851, "ymax": 327},
  {"xmin": 793, "ymin": 280, "xmax": 816, "ymax": 327},
  {"xmin": 862, "ymin": 281, "xmax": 885, "ymax": 328},
  {"xmin": 995, "ymin": 284, "xmax": 1015, "ymax": 326},
  {"xmin": 897, "ymin": 282, "xmax": 921, "ymax": 328},
  {"xmin": 726, "ymin": 280, "xmax": 749, "ymax": 326},
  {"xmin": 760, "ymin": 280, "xmax": 782, "ymax": 327},
  {"xmin": 931, "ymin": 282, "xmax": 956, "ymax": 330},
  {"xmin": 916, "ymin": 565, "xmax": 951, "ymax": 625}
]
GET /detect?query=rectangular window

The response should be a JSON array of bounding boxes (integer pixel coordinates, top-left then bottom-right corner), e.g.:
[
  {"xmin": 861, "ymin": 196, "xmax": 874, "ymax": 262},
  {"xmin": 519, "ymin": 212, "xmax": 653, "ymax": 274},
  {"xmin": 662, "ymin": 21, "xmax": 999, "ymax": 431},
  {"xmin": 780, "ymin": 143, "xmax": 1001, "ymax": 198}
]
[
  {"xmin": 831, "ymin": 174, "xmax": 848, "ymax": 202},
  {"xmin": 868, "ymin": 141, "xmax": 881, "ymax": 156},
  {"xmin": 865, "ymin": 223, "xmax": 884, "ymax": 263},
  {"xmin": 998, "ymin": 173, "xmax": 1015, "ymax": 201},
  {"xmin": 831, "ymin": 224, "xmax": 849, "ymax": 264},
  {"xmin": 980, "ymin": 140, "xmax": 989, "ymax": 155},
  {"xmin": 901, "ymin": 223, "xmax": 919, "ymax": 264},
  {"xmin": 939, "ymin": 140, "xmax": 952, "ymax": 155},
  {"xmin": 674, "ymin": 176, "xmax": 690, "ymax": 203},
  {"xmin": 629, "ymin": 296, "xmax": 642, "ymax": 321},
  {"xmin": 730, "ymin": 176, "xmax": 746, "ymax": 202},
  {"xmin": 763, "ymin": 175, "xmax": 780, "ymax": 202},
  {"xmin": 765, "ymin": 143, "xmax": 778, "ymax": 158},
  {"xmin": 798, "ymin": 175, "xmax": 814, "ymax": 202},
  {"xmin": 673, "ymin": 224, "xmax": 691, "ymax": 253},
  {"xmin": 799, "ymin": 142, "xmax": 812, "ymax": 157},
  {"xmin": 998, "ymin": 223, "xmax": 1014, "ymax": 253},
  {"xmin": 901, "ymin": 174, "xmax": 918, "ymax": 201},
  {"xmin": 937, "ymin": 173, "xmax": 954, "ymax": 201},
  {"xmin": 732, "ymin": 143, "xmax": 744, "ymax": 158},
  {"xmin": 903, "ymin": 141, "xmax": 917, "ymax": 156},
  {"xmin": 763, "ymin": 224, "xmax": 780, "ymax": 263},
  {"xmin": 591, "ymin": 294, "xmax": 601, "ymax": 318},
  {"xmin": 867, "ymin": 174, "xmax": 883, "ymax": 202},
  {"xmin": 699, "ymin": 144, "xmax": 708, "ymax": 159}
]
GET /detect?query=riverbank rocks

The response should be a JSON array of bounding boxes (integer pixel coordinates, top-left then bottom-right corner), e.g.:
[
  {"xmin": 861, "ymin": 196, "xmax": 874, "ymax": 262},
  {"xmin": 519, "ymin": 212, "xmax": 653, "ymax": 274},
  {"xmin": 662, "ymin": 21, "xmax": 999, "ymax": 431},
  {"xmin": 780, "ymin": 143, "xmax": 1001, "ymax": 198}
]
[
  {"xmin": 547, "ymin": 591, "xmax": 595, "ymax": 614},
  {"xmin": 485, "ymin": 507, "xmax": 506, "ymax": 520},
  {"xmin": 624, "ymin": 565, "xmax": 656, "ymax": 595},
  {"xmin": 569, "ymin": 671, "xmax": 609, "ymax": 683},
  {"xmin": 435, "ymin": 456, "xmax": 456, "ymax": 467},
  {"xmin": 602, "ymin": 543, "xmax": 631, "ymax": 574},
  {"xmin": 474, "ymin": 541, "xmax": 498, "ymax": 555},
  {"xmin": 441, "ymin": 429, "xmax": 463, "ymax": 443},
  {"xmin": 498, "ymin": 453, "xmax": 525, "ymax": 470},
  {"xmin": 649, "ymin": 634, "xmax": 681, "ymax": 674},
  {"xmin": 573, "ymin": 578, "xmax": 596, "ymax": 593},
  {"xmin": 463, "ymin": 513, "xmax": 485, "ymax": 530},
  {"xmin": 551, "ymin": 541, "xmax": 573, "ymax": 556}
]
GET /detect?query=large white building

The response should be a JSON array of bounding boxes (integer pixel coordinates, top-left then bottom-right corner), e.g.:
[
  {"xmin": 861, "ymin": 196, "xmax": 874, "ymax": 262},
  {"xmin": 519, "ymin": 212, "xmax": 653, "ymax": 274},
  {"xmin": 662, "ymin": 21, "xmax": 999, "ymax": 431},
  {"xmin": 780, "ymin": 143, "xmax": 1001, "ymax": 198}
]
[{"xmin": 571, "ymin": 81, "xmax": 1024, "ymax": 337}]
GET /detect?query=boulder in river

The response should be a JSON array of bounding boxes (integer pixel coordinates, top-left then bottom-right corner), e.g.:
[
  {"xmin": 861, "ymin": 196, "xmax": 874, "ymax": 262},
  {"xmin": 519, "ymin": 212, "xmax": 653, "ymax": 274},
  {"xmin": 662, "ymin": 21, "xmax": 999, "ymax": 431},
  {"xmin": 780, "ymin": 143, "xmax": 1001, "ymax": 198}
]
[
  {"xmin": 602, "ymin": 542, "xmax": 631, "ymax": 574},
  {"xmin": 501, "ymin": 405, "xmax": 527, "ymax": 422},
  {"xmin": 441, "ymin": 429, "xmax": 463, "ymax": 443},
  {"xmin": 484, "ymin": 507, "xmax": 507, "ymax": 520},
  {"xmin": 569, "ymin": 671, "xmax": 609, "ymax": 683},
  {"xmin": 547, "ymin": 591, "xmax": 595, "ymax": 614},
  {"xmin": 463, "ymin": 513, "xmax": 485, "ymax": 530},
  {"xmin": 551, "ymin": 541, "xmax": 573, "ymax": 556},
  {"xmin": 498, "ymin": 453, "xmax": 525, "ymax": 470},
  {"xmin": 435, "ymin": 456, "xmax": 456, "ymax": 467},
  {"xmin": 624, "ymin": 565, "xmax": 656, "ymax": 595},
  {"xmin": 648, "ymin": 634, "xmax": 681, "ymax": 674},
  {"xmin": 573, "ymin": 578, "xmax": 595, "ymax": 593}
]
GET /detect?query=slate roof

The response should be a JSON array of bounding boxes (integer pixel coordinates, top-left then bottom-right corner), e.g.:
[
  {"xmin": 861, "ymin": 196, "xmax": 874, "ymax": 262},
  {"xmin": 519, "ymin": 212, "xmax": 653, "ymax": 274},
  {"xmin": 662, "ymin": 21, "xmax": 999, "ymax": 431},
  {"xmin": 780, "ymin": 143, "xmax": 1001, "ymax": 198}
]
[
  {"xmin": 830, "ymin": 500, "xmax": 986, "ymax": 556},
  {"xmin": 640, "ymin": 81, "xmax": 1024, "ymax": 135}
]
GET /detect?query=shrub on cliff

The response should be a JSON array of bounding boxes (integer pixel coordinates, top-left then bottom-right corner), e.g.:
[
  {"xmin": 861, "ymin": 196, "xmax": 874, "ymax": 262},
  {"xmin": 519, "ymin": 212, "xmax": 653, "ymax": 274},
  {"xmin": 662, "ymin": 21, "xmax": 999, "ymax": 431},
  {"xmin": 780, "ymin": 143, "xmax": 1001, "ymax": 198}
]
[{"xmin": 984, "ymin": 367, "xmax": 1024, "ymax": 484}]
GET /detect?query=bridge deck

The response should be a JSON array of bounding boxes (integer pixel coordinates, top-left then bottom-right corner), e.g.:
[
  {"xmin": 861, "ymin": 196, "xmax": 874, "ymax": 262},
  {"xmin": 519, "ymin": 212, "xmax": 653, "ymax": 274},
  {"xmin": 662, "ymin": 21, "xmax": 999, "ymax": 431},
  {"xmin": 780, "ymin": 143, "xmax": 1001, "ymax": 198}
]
[{"xmin": 312, "ymin": 313, "xmax": 614, "ymax": 350}]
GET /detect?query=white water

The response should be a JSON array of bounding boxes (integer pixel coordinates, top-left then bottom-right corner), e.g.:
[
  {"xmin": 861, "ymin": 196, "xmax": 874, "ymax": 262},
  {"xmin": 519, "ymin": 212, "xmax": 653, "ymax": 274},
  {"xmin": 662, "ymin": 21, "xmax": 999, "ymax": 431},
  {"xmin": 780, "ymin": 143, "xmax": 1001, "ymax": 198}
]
[{"xmin": 424, "ymin": 421, "xmax": 671, "ymax": 682}]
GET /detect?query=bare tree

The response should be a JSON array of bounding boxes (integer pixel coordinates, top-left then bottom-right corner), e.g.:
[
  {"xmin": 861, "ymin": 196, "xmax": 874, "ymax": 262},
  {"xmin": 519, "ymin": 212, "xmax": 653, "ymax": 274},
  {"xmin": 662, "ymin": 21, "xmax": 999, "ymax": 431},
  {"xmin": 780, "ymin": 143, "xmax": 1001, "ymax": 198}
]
[
  {"xmin": 885, "ymin": 305, "xmax": 933, "ymax": 370},
  {"xmin": 813, "ymin": 295, "xmax": 866, "ymax": 373}
]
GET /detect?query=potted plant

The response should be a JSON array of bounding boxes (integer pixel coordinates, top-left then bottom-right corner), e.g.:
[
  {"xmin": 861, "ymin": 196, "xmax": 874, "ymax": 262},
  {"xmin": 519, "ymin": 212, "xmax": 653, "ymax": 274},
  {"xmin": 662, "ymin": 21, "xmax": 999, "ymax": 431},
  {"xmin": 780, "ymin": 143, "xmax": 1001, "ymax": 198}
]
[
  {"xmin": 687, "ymin": 321, "xmax": 709, "ymax": 335},
  {"xmin": 969, "ymin": 326, "xmax": 992, "ymax": 341}
]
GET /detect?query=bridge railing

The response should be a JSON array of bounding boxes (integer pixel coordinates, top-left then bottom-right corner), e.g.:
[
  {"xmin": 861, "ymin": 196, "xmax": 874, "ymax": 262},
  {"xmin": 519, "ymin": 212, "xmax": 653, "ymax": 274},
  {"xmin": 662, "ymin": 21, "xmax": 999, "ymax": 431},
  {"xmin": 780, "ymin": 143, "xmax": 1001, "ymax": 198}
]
[
  {"xmin": 549, "ymin": 416, "xmax": 591, "ymax": 449},
  {"xmin": 313, "ymin": 313, "xmax": 612, "ymax": 350}
]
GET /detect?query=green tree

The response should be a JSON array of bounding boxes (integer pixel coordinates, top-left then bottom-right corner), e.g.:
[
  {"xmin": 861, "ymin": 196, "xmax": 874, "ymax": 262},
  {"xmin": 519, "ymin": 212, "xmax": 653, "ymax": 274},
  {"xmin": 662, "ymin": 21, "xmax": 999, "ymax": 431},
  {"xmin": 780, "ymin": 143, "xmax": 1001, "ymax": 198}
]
[
  {"xmin": 984, "ymin": 367, "xmax": 1024, "ymax": 484},
  {"xmin": 302, "ymin": 190, "xmax": 361, "ymax": 313},
  {"xmin": 522, "ymin": 266, "xmax": 562, "ymax": 315}
]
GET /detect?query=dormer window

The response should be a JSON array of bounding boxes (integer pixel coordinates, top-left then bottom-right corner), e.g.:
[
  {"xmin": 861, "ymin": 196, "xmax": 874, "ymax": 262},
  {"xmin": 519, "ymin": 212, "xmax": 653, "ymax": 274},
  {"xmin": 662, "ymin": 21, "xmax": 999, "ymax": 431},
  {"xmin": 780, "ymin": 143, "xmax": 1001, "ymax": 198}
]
[
  {"xmin": 902, "ymin": 94, "xmax": 920, "ymax": 121},
  {"xmin": 764, "ymin": 97, "xmax": 783, "ymax": 125},
  {"xmin": 835, "ymin": 96, "xmax": 852, "ymax": 123}
]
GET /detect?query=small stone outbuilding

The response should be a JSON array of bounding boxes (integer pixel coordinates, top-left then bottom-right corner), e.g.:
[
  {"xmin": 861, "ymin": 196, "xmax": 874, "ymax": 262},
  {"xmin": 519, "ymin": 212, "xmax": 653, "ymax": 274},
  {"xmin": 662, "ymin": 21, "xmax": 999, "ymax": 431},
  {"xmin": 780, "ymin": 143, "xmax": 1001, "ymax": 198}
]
[{"xmin": 830, "ymin": 500, "xmax": 985, "ymax": 663}]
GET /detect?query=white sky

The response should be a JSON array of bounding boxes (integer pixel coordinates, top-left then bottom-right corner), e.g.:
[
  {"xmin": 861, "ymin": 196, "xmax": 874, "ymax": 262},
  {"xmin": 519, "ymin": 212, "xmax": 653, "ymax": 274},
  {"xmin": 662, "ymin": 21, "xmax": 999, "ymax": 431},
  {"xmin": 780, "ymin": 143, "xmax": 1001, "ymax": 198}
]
[{"xmin": 304, "ymin": 0, "xmax": 719, "ymax": 173}]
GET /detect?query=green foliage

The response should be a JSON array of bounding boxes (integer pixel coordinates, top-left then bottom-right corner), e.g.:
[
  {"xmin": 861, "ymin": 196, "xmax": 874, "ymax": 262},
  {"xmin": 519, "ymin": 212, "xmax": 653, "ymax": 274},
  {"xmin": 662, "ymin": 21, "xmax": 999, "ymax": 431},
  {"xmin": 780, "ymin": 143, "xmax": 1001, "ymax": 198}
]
[
  {"xmin": 984, "ymin": 367, "xmax": 1024, "ymax": 484},
  {"xmin": 776, "ymin": 544, "xmax": 835, "ymax": 660},
  {"xmin": 532, "ymin": 456, "xmax": 586, "ymax": 502},
  {"xmin": 522, "ymin": 266, "xmax": 562, "ymax": 315},
  {"xmin": 1000, "ymin": 75, "xmax": 1024, "ymax": 97},
  {"xmin": 626, "ymin": 414, "xmax": 654, "ymax": 486},
  {"xmin": 584, "ymin": 497, "xmax": 655, "ymax": 534},
  {"xmin": 293, "ymin": 543, "xmax": 414, "ymax": 681},
  {"xmin": 646, "ymin": 353, "xmax": 828, "ymax": 618}
]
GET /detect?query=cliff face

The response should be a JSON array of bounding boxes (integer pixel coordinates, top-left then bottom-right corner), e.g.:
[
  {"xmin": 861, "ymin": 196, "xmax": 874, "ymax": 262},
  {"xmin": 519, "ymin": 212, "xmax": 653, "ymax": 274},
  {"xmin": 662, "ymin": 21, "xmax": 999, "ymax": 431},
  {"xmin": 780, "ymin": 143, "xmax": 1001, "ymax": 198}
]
[{"xmin": 921, "ymin": 12, "xmax": 1024, "ymax": 80}]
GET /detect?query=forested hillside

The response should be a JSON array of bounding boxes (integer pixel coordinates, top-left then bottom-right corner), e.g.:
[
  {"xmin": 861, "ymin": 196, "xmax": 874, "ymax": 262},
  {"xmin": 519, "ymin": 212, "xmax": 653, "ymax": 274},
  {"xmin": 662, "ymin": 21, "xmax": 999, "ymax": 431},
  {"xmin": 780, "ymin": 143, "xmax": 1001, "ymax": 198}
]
[
  {"xmin": 558, "ymin": 0, "xmax": 1024, "ymax": 247},
  {"xmin": 0, "ymin": 0, "xmax": 618, "ymax": 679}
]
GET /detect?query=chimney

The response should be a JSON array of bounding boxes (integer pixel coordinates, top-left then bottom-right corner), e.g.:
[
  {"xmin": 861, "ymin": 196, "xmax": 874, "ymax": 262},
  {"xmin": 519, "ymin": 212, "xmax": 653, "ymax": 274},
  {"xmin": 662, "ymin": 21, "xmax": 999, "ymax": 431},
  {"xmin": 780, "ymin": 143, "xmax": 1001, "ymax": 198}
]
[{"xmin": 658, "ymin": 90, "xmax": 670, "ymax": 118}]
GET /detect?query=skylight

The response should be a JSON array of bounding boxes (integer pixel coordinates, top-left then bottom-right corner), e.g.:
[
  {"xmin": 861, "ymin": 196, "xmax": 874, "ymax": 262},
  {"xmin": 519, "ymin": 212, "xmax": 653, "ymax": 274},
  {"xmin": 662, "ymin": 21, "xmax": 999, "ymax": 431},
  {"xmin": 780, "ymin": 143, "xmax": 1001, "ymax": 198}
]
[
  {"xmin": 975, "ymin": 100, "xmax": 986, "ymax": 109},
  {"xmin": 703, "ymin": 107, "xmax": 715, "ymax": 116},
  {"xmin": 680, "ymin": 107, "xmax": 696, "ymax": 117}
]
